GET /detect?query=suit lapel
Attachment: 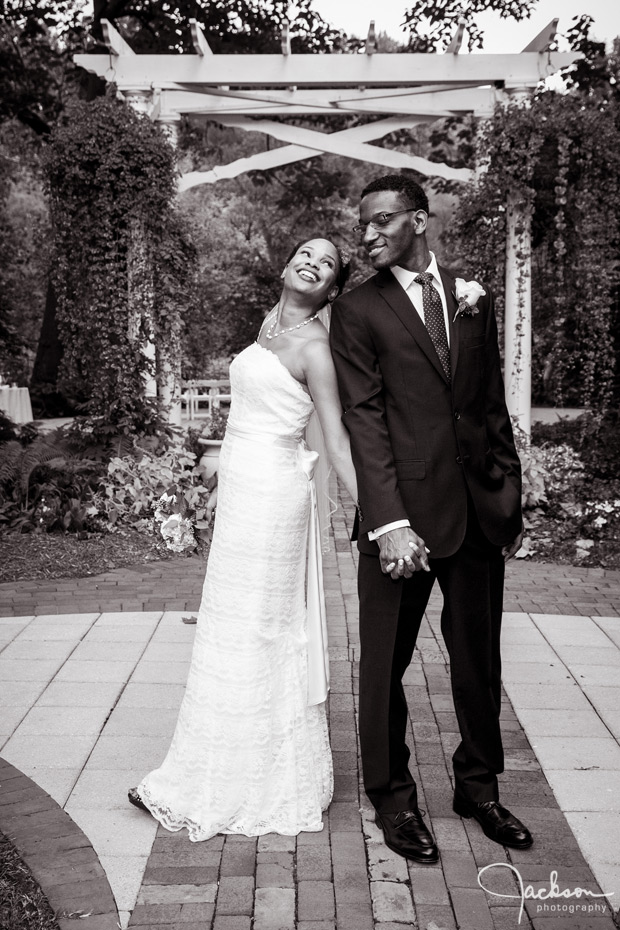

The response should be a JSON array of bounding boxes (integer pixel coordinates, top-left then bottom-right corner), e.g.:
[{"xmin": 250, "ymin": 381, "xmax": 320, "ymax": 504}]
[
  {"xmin": 374, "ymin": 269, "xmax": 449, "ymax": 384},
  {"xmin": 439, "ymin": 265, "xmax": 460, "ymax": 378}
]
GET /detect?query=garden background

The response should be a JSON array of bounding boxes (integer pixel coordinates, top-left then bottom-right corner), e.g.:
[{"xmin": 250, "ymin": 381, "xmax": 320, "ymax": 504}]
[{"xmin": 1, "ymin": 0, "xmax": 620, "ymax": 585}]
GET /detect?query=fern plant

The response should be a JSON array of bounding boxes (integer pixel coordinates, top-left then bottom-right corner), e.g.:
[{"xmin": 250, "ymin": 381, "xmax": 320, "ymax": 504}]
[
  {"xmin": 0, "ymin": 434, "xmax": 73, "ymax": 504},
  {"xmin": 0, "ymin": 426, "xmax": 105, "ymax": 533}
]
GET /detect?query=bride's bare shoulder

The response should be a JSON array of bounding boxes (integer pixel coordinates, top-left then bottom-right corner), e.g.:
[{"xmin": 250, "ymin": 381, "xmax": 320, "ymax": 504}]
[{"xmin": 299, "ymin": 328, "xmax": 334, "ymax": 376}]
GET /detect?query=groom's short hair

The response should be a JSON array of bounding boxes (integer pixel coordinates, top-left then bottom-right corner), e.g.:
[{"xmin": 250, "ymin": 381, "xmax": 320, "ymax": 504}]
[{"xmin": 361, "ymin": 175, "xmax": 429, "ymax": 215}]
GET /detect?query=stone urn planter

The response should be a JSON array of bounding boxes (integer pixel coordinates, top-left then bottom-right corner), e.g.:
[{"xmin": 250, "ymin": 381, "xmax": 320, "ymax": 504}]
[{"xmin": 198, "ymin": 438, "xmax": 223, "ymax": 478}]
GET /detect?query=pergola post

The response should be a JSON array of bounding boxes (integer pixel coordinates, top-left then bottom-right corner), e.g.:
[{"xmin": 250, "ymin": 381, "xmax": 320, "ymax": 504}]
[
  {"xmin": 504, "ymin": 188, "xmax": 532, "ymax": 439},
  {"xmin": 159, "ymin": 353, "xmax": 182, "ymax": 426},
  {"xmin": 153, "ymin": 112, "xmax": 183, "ymax": 424},
  {"xmin": 502, "ymin": 73, "xmax": 541, "ymax": 442}
]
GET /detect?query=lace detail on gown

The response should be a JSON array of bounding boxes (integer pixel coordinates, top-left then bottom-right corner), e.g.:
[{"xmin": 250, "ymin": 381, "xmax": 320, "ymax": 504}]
[{"xmin": 137, "ymin": 343, "xmax": 333, "ymax": 840}]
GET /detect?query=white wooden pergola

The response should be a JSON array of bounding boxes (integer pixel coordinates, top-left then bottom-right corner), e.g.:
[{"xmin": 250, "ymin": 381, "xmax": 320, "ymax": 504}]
[{"xmin": 75, "ymin": 18, "xmax": 578, "ymax": 431}]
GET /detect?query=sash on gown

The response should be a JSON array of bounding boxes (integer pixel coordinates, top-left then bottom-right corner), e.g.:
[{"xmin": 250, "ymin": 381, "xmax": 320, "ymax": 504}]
[{"xmin": 225, "ymin": 423, "xmax": 330, "ymax": 706}]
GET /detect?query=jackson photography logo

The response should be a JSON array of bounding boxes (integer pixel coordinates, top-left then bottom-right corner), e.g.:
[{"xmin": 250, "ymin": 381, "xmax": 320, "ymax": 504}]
[{"xmin": 478, "ymin": 863, "xmax": 616, "ymax": 925}]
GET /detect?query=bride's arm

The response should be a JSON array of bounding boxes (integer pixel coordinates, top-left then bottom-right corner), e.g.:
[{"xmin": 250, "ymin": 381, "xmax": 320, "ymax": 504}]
[{"xmin": 302, "ymin": 339, "xmax": 358, "ymax": 503}]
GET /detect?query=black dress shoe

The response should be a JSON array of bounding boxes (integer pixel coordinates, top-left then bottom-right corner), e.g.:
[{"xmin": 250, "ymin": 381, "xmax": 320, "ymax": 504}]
[
  {"xmin": 453, "ymin": 795, "xmax": 533, "ymax": 849},
  {"xmin": 128, "ymin": 787, "xmax": 149, "ymax": 813},
  {"xmin": 375, "ymin": 809, "xmax": 439, "ymax": 863}
]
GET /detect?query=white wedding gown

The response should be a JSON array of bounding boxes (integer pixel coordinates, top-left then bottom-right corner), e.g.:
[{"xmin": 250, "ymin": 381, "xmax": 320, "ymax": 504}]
[{"xmin": 137, "ymin": 342, "xmax": 333, "ymax": 840}]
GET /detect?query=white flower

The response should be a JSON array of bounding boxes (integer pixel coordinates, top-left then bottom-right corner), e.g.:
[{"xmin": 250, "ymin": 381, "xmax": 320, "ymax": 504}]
[
  {"xmin": 160, "ymin": 513, "xmax": 185, "ymax": 537},
  {"xmin": 160, "ymin": 514, "xmax": 196, "ymax": 552},
  {"xmin": 455, "ymin": 278, "xmax": 486, "ymax": 306},
  {"xmin": 453, "ymin": 278, "xmax": 486, "ymax": 321}
]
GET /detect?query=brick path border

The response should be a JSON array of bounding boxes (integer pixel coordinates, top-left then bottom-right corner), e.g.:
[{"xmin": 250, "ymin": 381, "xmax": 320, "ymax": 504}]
[
  {"xmin": 0, "ymin": 757, "xmax": 119, "ymax": 930},
  {"xmin": 1, "ymin": 558, "xmax": 619, "ymax": 618}
]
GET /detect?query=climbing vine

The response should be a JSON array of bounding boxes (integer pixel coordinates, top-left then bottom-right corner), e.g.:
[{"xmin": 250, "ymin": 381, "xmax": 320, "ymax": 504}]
[
  {"xmin": 44, "ymin": 92, "xmax": 195, "ymax": 434},
  {"xmin": 445, "ymin": 92, "xmax": 620, "ymax": 415}
]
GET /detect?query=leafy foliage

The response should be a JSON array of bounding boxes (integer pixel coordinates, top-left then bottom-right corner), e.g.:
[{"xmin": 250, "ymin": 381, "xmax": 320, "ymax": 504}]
[
  {"xmin": 200, "ymin": 408, "xmax": 230, "ymax": 441},
  {"xmin": 0, "ymin": 1, "xmax": 87, "ymax": 135},
  {"xmin": 532, "ymin": 410, "xmax": 620, "ymax": 482},
  {"xmin": 0, "ymin": 424, "xmax": 105, "ymax": 533},
  {"xmin": 101, "ymin": 0, "xmax": 348, "ymax": 55},
  {"xmin": 402, "ymin": 0, "xmax": 537, "ymax": 52},
  {"xmin": 444, "ymin": 92, "xmax": 620, "ymax": 414},
  {"xmin": 563, "ymin": 17, "xmax": 620, "ymax": 102},
  {"xmin": 91, "ymin": 441, "xmax": 213, "ymax": 545},
  {"xmin": 0, "ymin": 120, "xmax": 51, "ymax": 384},
  {"xmin": 44, "ymin": 93, "xmax": 195, "ymax": 432}
]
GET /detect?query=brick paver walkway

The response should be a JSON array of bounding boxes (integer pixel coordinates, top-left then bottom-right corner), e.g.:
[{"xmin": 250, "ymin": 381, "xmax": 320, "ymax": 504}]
[{"xmin": 1, "ymin": 497, "xmax": 619, "ymax": 930}]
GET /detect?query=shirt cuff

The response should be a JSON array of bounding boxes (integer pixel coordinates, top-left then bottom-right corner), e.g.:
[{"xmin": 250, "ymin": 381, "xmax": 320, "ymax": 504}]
[{"xmin": 368, "ymin": 519, "xmax": 411, "ymax": 541}]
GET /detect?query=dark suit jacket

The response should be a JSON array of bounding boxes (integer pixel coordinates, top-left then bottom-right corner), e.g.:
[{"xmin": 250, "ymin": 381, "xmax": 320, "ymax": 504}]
[{"xmin": 330, "ymin": 264, "xmax": 522, "ymax": 558}]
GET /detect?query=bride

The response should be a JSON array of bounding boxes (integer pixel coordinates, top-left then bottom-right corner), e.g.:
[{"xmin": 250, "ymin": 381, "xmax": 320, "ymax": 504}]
[{"xmin": 129, "ymin": 237, "xmax": 358, "ymax": 840}]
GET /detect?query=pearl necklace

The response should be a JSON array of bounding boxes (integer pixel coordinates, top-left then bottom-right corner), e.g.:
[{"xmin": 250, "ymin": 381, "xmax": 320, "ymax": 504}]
[{"xmin": 265, "ymin": 309, "xmax": 320, "ymax": 340}]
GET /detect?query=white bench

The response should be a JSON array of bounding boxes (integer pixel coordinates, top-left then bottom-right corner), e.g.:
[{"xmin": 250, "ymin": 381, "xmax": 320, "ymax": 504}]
[{"xmin": 181, "ymin": 380, "xmax": 231, "ymax": 420}]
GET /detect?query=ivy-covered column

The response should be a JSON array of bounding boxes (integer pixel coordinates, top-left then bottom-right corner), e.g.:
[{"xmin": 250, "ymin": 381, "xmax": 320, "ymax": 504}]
[
  {"xmin": 127, "ymin": 214, "xmax": 157, "ymax": 398},
  {"xmin": 45, "ymin": 94, "xmax": 191, "ymax": 437},
  {"xmin": 155, "ymin": 113, "xmax": 183, "ymax": 425},
  {"xmin": 504, "ymin": 188, "xmax": 532, "ymax": 438}
]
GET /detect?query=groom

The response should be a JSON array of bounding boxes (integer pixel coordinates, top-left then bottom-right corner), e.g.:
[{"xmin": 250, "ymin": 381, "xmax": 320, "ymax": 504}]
[{"xmin": 330, "ymin": 174, "xmax": 532, "ymax": 863}]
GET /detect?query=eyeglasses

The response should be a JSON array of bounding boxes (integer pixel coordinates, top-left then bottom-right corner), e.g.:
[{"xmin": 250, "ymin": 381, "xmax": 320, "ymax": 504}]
[{"xmin": 352, "ymin": 208, "xmax": 418, "ymax": 238}]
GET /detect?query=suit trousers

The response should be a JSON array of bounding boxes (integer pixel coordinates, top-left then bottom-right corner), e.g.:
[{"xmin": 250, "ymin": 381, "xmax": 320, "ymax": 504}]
[{"xmin": 357, "ymin": 500, "xmax": 506, "ymax": 814}]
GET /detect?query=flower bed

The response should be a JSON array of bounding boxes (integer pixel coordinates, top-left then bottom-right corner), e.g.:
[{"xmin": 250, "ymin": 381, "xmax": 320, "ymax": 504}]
[{"xmin": 516, "ymin": 412, "xmax": 620, "ymax": 569}]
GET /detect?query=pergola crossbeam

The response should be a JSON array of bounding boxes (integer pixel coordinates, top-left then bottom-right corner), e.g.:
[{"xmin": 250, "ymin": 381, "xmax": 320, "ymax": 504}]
[
  {"xmin": 158, "ymin": 85, "xmax": 499, "ymax": 118},
  {"xmin": 521, "ymin": 19, "xmax": 559, "ymax": 53},
  {"xmin": 366, "ymin": 21, "xmax": 377, "ymax": 56},
  {"xmin": 100, "ymin": 19, "xmax": 135, "ymax": 56},
  {"xmin": 281, "ymin": 22, "xmax": 291, "ymax": 56},
  {"xmin": 179, "ymin": 115, "xmax": 472, "ymax": 191},
  {"xmin": 75, "ymin": 51, "xmax": 578, "ymax": 88},
  {"xmin": 190, "ymin": 19, "xmax": 214, "ymax": 56},
  {"xmin": 217, "ymin": 114, "xmax": 468, "ymax": 176},
  {"xmin": 445, "ymin": 18, "xmax": 466, "ymax": 54}
]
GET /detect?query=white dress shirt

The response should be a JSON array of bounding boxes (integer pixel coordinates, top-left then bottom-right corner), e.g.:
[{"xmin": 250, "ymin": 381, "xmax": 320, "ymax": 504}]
[
  {"xmin": 368, "ymin": 252, "xmax": 448, "ymax": 542},
  {"xmin": 390, "ymin": 252, "xmax": 450, "ymax": 347}
]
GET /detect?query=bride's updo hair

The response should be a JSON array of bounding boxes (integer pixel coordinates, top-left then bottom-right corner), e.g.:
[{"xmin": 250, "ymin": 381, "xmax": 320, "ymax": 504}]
[{"xmin": 285, "ymin": 236, "xmax": 351, "ymax": 301}]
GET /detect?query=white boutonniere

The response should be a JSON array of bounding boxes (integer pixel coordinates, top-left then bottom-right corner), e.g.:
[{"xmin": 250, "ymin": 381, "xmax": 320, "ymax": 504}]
[{"xmin": 452, "ymin": 278, "xmax": 486, "ymax": 322}]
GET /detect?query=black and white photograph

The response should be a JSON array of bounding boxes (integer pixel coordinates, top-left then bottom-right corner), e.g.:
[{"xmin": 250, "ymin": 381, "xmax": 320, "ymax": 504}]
[{"xmin": 1, "ymin": 1, "xmax": 619, "ymax": 928}]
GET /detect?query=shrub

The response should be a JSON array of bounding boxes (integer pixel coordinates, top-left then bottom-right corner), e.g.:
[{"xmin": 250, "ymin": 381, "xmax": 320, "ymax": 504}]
[
  {"xmin": 532, "ymin": 409, "xmax": 620, "ymax": 481},
  {"xmin": 514, "ymin": 425, "xmax": 586, "ymax": 509},
  {"xmin": 91, "ymin": 442, "xmax": 212, "ymax": 541},
  {"xmin": 0, "ymin": 425, "xmax": 105, "ymax": 533},
  {"xmin": 200, "ymin": 408, "xmax": 229, "ymax": 441}
]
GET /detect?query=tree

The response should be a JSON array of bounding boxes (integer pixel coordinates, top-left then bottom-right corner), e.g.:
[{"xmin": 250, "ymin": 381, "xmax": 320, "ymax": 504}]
[
  {"xmin": 401, "ymin": 0, "xmax": 539, "ymax": 51},
  {"xmin": 0, "ymin": 125, "xmax": 50, "ymax": 385},
  {"xmin": 0, "ymin": 1, "xmax": 88, "ymax": 135},
  {"xmin": 563, "ymin": 15, "xmax": 620, "ymax": 103},
  {"xmin": 90, "ymin": 0, "xmax": 347, "ymax": 54}
]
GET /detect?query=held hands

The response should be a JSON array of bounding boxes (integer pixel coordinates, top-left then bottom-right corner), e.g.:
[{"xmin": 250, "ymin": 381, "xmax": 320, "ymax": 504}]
[{"xmin": 379, "ymin": 527, "xmax": 431, "ymax": 580}]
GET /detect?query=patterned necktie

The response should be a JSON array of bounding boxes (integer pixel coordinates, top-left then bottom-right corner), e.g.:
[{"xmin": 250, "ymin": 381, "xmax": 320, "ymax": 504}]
[{"xmin": 414, "ymin": 272, "xmax": 451, "ymax": 381}]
